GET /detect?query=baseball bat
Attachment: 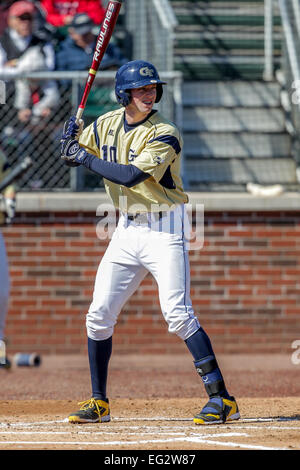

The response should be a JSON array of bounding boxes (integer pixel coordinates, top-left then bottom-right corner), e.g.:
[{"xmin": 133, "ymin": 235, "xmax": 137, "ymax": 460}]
[
  {"xmin": 76, "ymin": 0, "xmax": 123, "ymax": 122},
  {"xmin": 0, "ymin": 156, "xmax": 33, "ymax": 193}
]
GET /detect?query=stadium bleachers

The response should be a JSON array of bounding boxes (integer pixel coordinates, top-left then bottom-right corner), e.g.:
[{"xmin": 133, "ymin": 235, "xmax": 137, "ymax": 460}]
[{"xmin": 168, "ymin": 0, "xmax": 300, "ymax": 191}]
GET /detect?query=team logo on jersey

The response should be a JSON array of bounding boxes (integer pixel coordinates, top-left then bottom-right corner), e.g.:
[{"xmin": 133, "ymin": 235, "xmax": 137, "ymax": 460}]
[
  {"xmin": 128, "ymin": 149, "xmax": 137, "ymax": 161},
  {"xmin": 139, "ymin": 67, "xmax": 155, "ymax": 77},
  {"xmin": 153, "ymin": 155, "xmax": 164, "ymax": 164},
  {"xmin": 108, "ymin": 129, "xmax": 114, "ymax": 136}
]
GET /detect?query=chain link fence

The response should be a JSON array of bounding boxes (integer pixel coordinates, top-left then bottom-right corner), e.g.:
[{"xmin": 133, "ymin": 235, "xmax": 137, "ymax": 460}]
[
  {"xmin": 3, "ymin": 0, "xmax": 300, "ymax": 192},
  {"xmin": 0, "ymin": 70, "xmax": 182, "ymax": 191},
  {"xmin": 125, "ymin": 0, "xmax": 177, "ymax": 72},
  {"xmin": 276, "ymin": 0, "xmax": 300, "ymax": 178}
]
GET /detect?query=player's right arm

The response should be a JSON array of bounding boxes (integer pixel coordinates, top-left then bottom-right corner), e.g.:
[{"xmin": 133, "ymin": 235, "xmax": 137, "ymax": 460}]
[{"xmin": 61, "ymin": 116, "xmax": 150, "ymax": 187}]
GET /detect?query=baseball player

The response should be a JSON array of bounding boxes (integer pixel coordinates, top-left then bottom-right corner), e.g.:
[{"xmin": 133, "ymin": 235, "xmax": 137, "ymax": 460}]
[
  {"xmin": 60, "ymin": 60, "xmax": 240, "ymax": 425},
  {"xmin": 0, "ymin": 150, "xmax": 16, "ymax": 370}
]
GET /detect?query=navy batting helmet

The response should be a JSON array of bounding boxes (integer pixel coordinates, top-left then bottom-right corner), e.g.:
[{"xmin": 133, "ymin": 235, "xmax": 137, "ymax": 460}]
[{"xmin": 115, "ymin": 60, "xmax": 167, "ymax": 107}]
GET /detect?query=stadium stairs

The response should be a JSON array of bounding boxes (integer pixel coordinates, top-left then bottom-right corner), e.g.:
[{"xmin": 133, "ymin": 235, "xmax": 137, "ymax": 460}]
[{"xmin": 169, "ymin": 0, "xmax": 300, "ymax": 192}]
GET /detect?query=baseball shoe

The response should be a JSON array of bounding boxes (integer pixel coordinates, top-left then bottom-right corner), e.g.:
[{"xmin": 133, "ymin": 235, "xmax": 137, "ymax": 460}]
[
  {"xmin": 68, "ymin": 398, "xmax": 110, "ymax": 424},
  {"xmin": 194, "ymin": 396, "xmax": 240, "ymax": 425},
  {"xmin": 0, "ymin": 357, "xmax": 11, "ymax": 370}
]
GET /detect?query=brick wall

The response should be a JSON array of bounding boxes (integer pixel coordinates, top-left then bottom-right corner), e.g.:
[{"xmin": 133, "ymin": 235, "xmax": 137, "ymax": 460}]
[{"xmin": 3, "ymin": 208, "xmax": 300, "ymax": 355}]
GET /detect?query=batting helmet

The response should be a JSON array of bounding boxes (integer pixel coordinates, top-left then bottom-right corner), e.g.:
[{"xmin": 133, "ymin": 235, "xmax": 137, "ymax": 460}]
[{"xmin": 115, "ymin": 60, "xmax": 167, "ymax": 107}]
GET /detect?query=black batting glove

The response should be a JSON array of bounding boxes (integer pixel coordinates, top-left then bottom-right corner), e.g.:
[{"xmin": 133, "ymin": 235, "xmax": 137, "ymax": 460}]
[{"xmin": 60, "ymin": 137, "xmax": 87, "ymax": 165}]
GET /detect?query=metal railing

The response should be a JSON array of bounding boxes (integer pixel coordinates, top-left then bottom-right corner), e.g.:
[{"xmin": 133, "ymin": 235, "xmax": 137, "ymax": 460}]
[
  {"xmin": 278, "ymin": 0, "xmax": 300, "ymax": 82},
  {"xmin": 264, "ymin": 0, "xmax": 300, "ymax": 176},
  {"xmin": 125, "ymin": 0, "xmax": 178, "ymax": 71},
  {"xmin": 277, "ymin": 0, "xmax": 300, "ymax": 176},
  {"xmin": 0, "ymin": 70, "xmax": 183, "ymax": 191},
  {"xmin": 264, "ymin": 0, "xmax": 275, "ymax": 80}
]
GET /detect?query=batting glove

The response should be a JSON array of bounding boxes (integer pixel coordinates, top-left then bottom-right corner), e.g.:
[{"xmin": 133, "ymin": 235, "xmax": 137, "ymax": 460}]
[
  {"xmin": 60, "ymin": 137, "xmax": 87, "ymax": 165},
  {"xmin": 4, "ymin": 197, "xmax": 16, "ymax": 225},
  {"xmin": 61, "ymin": 116, "xmax": 84, "ymax": 140}
]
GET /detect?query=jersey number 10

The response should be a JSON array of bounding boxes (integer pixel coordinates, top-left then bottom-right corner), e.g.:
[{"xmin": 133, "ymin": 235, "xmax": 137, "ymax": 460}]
[{"xmin": 102, "ymin": 145, "xmax": 117, "ymax": 162}]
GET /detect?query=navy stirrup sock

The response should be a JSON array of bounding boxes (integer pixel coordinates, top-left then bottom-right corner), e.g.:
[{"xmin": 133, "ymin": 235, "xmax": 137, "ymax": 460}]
[
  {"xmin": 88, "ymin": 336, "xmax": 112, "ymax": 401},
  {"xmin": 185, "ymin": 327, "xmax": 230, "ymax": 399}
]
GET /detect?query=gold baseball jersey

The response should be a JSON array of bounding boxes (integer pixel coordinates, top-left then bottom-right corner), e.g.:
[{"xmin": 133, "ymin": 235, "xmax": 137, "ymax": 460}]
[{"xmin": 78, "ymin": 108, "xmax": 189, "ymax": 212}]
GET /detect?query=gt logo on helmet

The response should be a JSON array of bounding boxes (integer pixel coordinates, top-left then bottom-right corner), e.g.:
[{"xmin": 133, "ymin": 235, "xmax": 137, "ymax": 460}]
[{"xmin": 139, "ymin": 67, "xmax": 155, "ymax": 77}]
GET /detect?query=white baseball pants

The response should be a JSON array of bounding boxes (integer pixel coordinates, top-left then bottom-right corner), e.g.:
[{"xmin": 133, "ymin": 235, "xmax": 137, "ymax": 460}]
[
  {"xmin": 0, "ymin": 232, "xmax": 10, "ymax": 341},
  {"xmin": 86, "ymin": 204, "xmax": 200, "ymax": 341}
]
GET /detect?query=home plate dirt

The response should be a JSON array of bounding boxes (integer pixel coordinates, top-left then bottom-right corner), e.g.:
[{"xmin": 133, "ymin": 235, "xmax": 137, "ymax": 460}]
[{"xmin": 0, "ymin": 354, "xmax": 299, "ymax": 450}]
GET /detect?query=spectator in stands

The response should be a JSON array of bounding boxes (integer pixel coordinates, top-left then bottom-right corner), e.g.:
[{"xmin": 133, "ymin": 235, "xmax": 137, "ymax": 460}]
[
  {"xmin": 0, "ymin": 1, "xmax": 15, "ymax": 36},
  {"xmin": 0, "ymin": 1, "xmax": 59, "ymax": 189},
  {"xmin": 0, "ymin": 1, "xmax": 55, "ymax": 49},
  {"xmin": 30, "ymin": 1, "xmax": 56, "ymax": 41},
  {"xmin": 0, "ymin": 1, "xmax": 55, "ymax": 75},
  {"xmin": 55, "ymin": 12, "xmax": 126, "ymax": 75},
  {"xmin": 0, "ymin": 0, "xmax": 58, "ymax": 122},
  {"xmin": 40, "ymin": 0, "xmax": 105, "ymax": 28},
  {"xmin": 14, "ymin": 45, "xmax": 59, "ymax": 124}
]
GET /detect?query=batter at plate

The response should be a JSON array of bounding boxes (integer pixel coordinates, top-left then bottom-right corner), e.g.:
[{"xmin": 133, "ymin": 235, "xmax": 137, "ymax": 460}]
[{"xmin": 60, "ymin": 59, "xmax": 240, "ymax": 425}]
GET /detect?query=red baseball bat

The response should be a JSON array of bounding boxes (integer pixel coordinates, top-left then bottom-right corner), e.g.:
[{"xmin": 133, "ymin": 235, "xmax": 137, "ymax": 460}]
[{"xmin": 76, "ymin": 0, "xmax": 123, "ymax": 121}]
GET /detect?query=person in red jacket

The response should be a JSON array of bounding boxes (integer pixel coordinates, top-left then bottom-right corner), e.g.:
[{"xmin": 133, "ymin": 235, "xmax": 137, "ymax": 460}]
[{"xmin": 40, "ymin": 0, "xmax": 105, "ymax": 27}]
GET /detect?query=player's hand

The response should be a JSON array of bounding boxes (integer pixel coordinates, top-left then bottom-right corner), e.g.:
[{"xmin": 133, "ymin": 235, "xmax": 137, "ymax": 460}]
[
  {"xmin": 62, "ymin": 116, "xmax": 84, "ymax": 140},
  {"xmin": 4, "ymin": 197, "xmax": 16, "ymax": 225},
  {"xmin": 60, "ymin": 136, "xmax": 87, "ymax": 165},
  {"xmin": 18, "ymin": 108, "xmax": 32, "ymax": 123},
  {"xmin": 64, "ymin": 15, "xmax": 74, "ymax": 25},
  {"xmin": 5, "ymin": 58, "xmax": 18, "ymax": 67}
]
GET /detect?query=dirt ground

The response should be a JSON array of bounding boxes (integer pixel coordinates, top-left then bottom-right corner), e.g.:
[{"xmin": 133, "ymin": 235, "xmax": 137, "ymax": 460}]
[{"xmin": 0, "ymin": 353, "xmax": 300, "ymax": 451}]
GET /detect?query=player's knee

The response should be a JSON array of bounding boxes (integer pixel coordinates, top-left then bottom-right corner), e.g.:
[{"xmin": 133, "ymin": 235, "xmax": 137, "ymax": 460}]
[
  {"xmin": 86, "ymin": 311, "xmax": 114, "ymax": 341},
  {"xmin": 167, "ymin": 315, "xmax": 200, "ymax": 340},
  {"xmin": 86, "ymin": 322, "xmax": 114, "ymax": 341}
]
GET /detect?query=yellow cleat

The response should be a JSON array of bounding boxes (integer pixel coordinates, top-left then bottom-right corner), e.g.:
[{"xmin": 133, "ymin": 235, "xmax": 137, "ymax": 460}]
[
  {"xmin": 68, "ymin": 398, "xmax": 110, "ymax": 424},
  {"xmin": 194, "ymin": 396, "xmax": 240, "ymax": 425}
]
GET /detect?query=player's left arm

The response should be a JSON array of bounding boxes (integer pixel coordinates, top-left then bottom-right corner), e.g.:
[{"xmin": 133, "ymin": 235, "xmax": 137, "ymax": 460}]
[{"xmin": 130, "ymin": 132, "xmax": 182, "ymax": 188}]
